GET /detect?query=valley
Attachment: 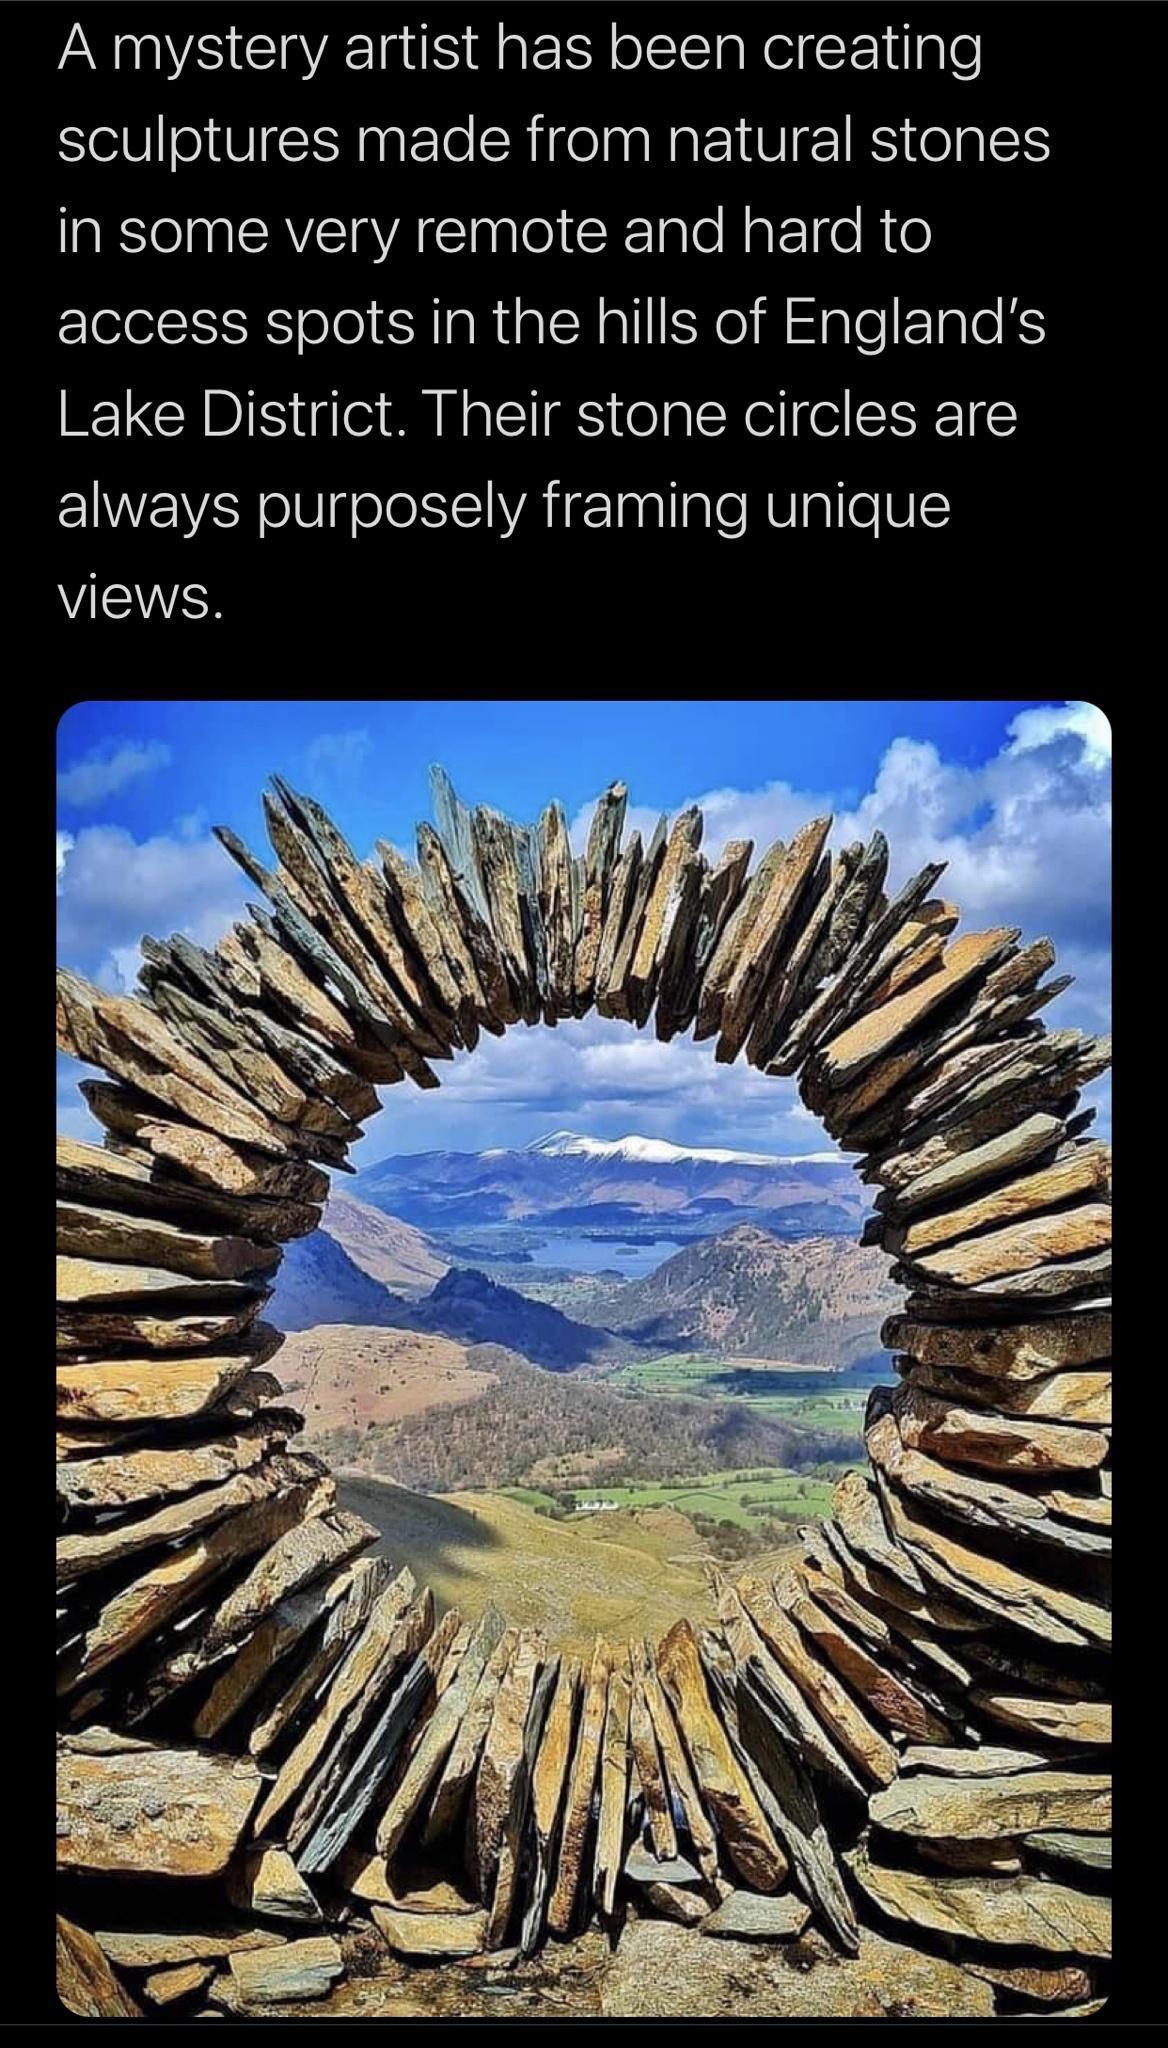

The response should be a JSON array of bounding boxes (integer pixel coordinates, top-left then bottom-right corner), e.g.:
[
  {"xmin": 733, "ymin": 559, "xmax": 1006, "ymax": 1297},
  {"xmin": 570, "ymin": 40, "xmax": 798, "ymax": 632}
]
[{"xmin": 269, "ymin": 1130, "xmax": 896, "ymax": 1638}]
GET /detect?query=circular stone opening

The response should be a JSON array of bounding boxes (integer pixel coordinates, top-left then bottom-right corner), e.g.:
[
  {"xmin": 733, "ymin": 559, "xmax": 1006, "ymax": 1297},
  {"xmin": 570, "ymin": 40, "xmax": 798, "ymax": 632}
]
[{"xmin": 55, "ymin": 765, "xmax": 1111, "ymax": 2019}]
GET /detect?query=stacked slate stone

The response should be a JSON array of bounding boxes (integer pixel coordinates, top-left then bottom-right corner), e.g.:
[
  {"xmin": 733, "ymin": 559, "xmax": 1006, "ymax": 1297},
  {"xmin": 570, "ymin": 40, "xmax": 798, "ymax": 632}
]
[{"xmin": 55, "ymin": 769, "xmax": 1110, "ymax": 2019}]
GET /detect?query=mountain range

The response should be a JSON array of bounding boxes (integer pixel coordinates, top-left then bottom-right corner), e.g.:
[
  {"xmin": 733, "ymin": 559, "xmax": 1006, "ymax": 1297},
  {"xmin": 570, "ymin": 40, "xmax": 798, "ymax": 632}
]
[
  {"xmin": 577, "ymin": 1224, "xmax": 900, "ymax": 1369},
  {"xmin": 269, "ymin": 1193, "xmax": 893, "ymax": 1374},
  {"xmin": 269, "ymin": 1201, "xmax": 624, "ymax": 1366},
  {"xmin": 354, "ymin": 1129, "xmax": 864, "ymax": 1231}
]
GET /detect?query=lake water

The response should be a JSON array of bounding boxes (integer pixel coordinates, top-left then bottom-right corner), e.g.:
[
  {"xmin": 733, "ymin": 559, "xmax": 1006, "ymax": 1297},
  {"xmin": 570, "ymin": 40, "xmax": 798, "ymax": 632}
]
[{"xmin": 527, "ymin": 1234, "xmax": 685, "ymax": 1279}]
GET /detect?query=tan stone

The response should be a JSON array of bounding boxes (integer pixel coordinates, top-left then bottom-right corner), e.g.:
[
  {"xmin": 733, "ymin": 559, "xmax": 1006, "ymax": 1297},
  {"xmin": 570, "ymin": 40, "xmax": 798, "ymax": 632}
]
[
  {"xmin": 94, "ymin": 1928, "xmax": 285, "ymax": 1970},
  {"xmin": 909, "ymin": 1204, "xmax": 1111, "ymax": 1287},
  {"xmin": 639, "ymin": 1642, "xmax": 720, "ymax": 1880},
  {"xmin": 284, "ymin": 1588, "xmax": 434, "ymax": 1852},
  {"xmin": 229, "ymin": 1937, "xmax": 343, "ymax": 2007},
  {"xmin": 228, "ymin": 1846, "xmax": 322, "ymax": 1924},
  {"xmin": 339, "ymin": 1851, "xmax": 476, "ymax": 1912},
  {"xmin": 592, "ymin": 832, "xmax": 644, "ymax": 1009},
  {"xmin": 600, "ymin": 1921, "xmax": 994, "ymax": 2021},
  {"xmin": 144, "ymin": 1962, "xmax": 216, "ymax": 2007},
  {"xmin": 57, "ymin": 1415, "xmax": 289, "ymax": 1514},
  {"xmin": 847, "ymin": 1842, "xmax": 1111, "ymax": 1958},
  {"xmin": 900, "ymin": 1743, "xmax": 1054, "ymax": 1777},
  {"xmin": 657, "ymin": 839, "xmax": 752, "ymax": 1039},
  {"xmin": 57, "ymin": 1455, "xmax": 294, "ymax": 1586},
  {"xmin": 869, "ymin": 1409, "xmax": 1109, "ymax": 1568},
  {"xmin": 372, "ymin": 1907, "xmax": 487, "ymax": 1959},
  {"xmin": 424, "ymin": 1624, "xmax": 517, "ymax": 1846},
  {"xmin": 416, "ymin": 821, "xmax": 509, "ymax": 1030},
  {"xmin": 859, "ymin": 929, "xmax": 947, "ymax": 1010},
  {"xmin": 894, "ymin": 1148, "xmax": 1109, "ymax": 1257},
  {"xmin": 56, "ymin": 1134, "xmax": 320, "ymax": 1245},
  {"xmin": 548, "ymin": 1637, "xmax": 614, "ymax": 1934},
  {"xmin": 57, "ymin": 1918, "xmax": 142, "ymax": 2019},
  {"xmin": 719, "ymin": 1574, "xmax": 865, "ymax": 1796},
  {"xmin": 745, "ymin": 843, "xmax": 866, "ymax": 1062},
  {"xmin": 376, "ymin": 1604, "xmax": 506, "ymax": 1858},
  {"xmin": 220, "ymin": 920, "xmax": 363, "ymax": 1056},
  {"xmin": 903, "ymin": 1359, "xmax": 1111, "ymax": 1426},
  {"xmin": 56, "ymin": 1253, "xmax": 268, "ymax": 1314},
  {"xmin": 137, "ymin": 1505, "xmax": 370, "ymax": 1721},
  {"xmin": 893, "ymin": 1383, "xmax": 1108, "ymax": 1474},
  {"xmin": 469, "ymin": 1627, "xmax": 544, "ymax": 1896},
  {"xmin": 621, "ymin": 807, "xmax": 703, "ymax": 1025},
  {"xmin": 377, "ymin": 837, "xmax": 471, "ymax": 1025},
  {"xmin": 57, "ymin": 1294, "xmax": 264, "ymax": 1359},
  {"xmin": 58, "ymin": 973, "xmax": 297, "ymax": 1157},
  {"xmin": 883, "ymin": 1310, "xmax": 1111, "ymax": 1380},
  {"xmin": 735, "ymin": 1573, "xmax": 896, "ymax": 1788},
  {"xmin": 81, "ymin": 1091, "xmax": 327, "ymax": 1202},
  {"xmin": 56, "ymin": 1199, "xmax": 279, "ymax": 1281},
  {"xmin": 248, "ymin": 1559, "xmax": 389, "ymax": 1757},
  {"xmin": 598, "ymin": 815, "xmax": 667, "ymax": 1019},
  {"xmin": 970, "ymin": 1692, "xmax": 1112, "ymax": 1746},
  {"xmin": 629, "ymin": 1647, "xmax": 678, "ymax": 1860},
  {"xmin": 642, "ymin": 1881, "xmax": 710, "ymax": 1926},
  {"xmin": 695, "ymin": 838, "xmax": 786, "ymax": 1040},
  {"xmin": 572, "ymin": 783, "xmax": 629, "ymax": 1011},
  {"xmin": 777, "ymin": 1573, "xmax": 947, "ymax": 1743},
  {"xmin": 593, "ymin": 1649, "xmax": 632, "ymax": 1916},
  {"xmin": 58, "ymin": 1468, "xmax": 324, "ymax": 1690},
  {"xmin": 884, "ymin": 1111, "xmax": 1067, "ymax": 1214},
  {"xmin": 964, "ymin": 1960, "xmax": 1094, "ymax": 2007},
  {"xmin": 800, "ymin": 1527, "xmax": 977, "ymax": 1701},
  {"xmin": 263, "ymin": 789, "xmax": 447, "ymax": 1055},
  {"xmin": 700, "ymin": 1892, "xmax": 811, "ymax": 1941},
  {"xmin": 877, "ymin": 1475, "xmax": 1110, "ymax": 1650},
  {"xmin": 818, "ymin": 928, "xmax": 1015, "ymax": 1084},
  {"xmin": 252, "ymin": 1566, "xmax": 418, "ymax": 1835},
  {"xmin": 530, "ymin": 1654, "xmax": 580, "ymax": 1857},
  {"xmin": 869, "ymin": 1769, "xmax": 1110, "ymax": 1841},
  {"xmin": 57, "ymin": 1732, "xmax": 261, "ymax": 1878},
  {"xmin": 658, "ymin": 1618, "xmax": 788, "ymax": 1890},
  {"xmin": 194, "ymin": 1562, "xmax": 361, "ymax": 1741},
  {"xmin": 1039, "ymin": 1484, "xmax": 1111, "ymax": 1527},
  {"xmin": 718, "ymin": 816, "xmax": 832, "ymax": 1060}
]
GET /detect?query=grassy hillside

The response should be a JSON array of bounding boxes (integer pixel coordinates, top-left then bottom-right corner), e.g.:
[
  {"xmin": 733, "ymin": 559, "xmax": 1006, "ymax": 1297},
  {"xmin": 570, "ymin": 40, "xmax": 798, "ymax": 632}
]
[
  {"xmin": 335, "ymin": 1472, "xmax": 708, "ymax": 1650},
  {"xmin": 275, "ymin": 1324, "xmax": 498, "ymax": 1435},
  {"xmin": 324, "ymin": 1191, "xmax": 447, "ymax": 1293}
]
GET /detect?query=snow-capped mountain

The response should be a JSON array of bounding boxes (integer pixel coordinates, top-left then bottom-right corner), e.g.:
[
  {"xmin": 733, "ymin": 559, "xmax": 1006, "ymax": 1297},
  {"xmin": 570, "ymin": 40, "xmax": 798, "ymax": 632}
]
[
  {"xmin": 525, "ymin": 1129, "xmax": 840, "ymax": 1169},
  {"xmin": 356, "ymin": 1129, "xmax": 863, "ymax": 1232}
]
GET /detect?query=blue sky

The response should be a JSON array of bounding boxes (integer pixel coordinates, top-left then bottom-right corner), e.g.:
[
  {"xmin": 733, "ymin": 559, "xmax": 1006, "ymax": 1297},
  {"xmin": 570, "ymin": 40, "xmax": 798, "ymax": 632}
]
[{"xmin": 57, "ymin": 699, "xmax": 1111, "ymax": 1162}]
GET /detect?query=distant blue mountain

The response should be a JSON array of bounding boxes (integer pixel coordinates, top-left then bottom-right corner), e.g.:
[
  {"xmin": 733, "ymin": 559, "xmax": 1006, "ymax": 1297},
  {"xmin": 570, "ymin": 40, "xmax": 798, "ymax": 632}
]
[{"xmin": 354, "ymin": 1129, "xmax": 864, "ymax": 1233}]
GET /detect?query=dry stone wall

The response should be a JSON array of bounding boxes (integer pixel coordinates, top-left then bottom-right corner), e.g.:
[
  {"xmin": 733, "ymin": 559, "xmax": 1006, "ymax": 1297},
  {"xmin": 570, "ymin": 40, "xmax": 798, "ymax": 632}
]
[{"xmin": 55, "ymin": 767, "xmax": 1112, "ymax": 2018}]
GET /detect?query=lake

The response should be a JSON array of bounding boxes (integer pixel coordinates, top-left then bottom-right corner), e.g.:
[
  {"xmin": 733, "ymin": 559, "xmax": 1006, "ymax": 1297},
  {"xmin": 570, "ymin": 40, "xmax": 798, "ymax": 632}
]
[{"xmin": 527, "ymin": 1233, "xmax": 685, "ymax": 1278}]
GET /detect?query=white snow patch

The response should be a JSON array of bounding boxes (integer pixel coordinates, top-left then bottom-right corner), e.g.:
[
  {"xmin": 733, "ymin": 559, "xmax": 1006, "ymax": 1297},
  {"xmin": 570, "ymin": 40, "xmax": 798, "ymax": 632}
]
[{"xmin": 525, "ymin": 1129, "xmax": 840, "ymax": 1168}]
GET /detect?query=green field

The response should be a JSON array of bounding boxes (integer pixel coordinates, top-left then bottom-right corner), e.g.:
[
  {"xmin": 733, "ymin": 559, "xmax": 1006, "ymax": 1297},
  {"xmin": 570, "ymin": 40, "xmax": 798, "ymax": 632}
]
[
  {"xmin": 502, "ymin": 1466, "xmax": 838, "ymax": 1529},
  {"xmin": 605, "ymin": 1351, "xmax": 881, "ymax": 1427}
]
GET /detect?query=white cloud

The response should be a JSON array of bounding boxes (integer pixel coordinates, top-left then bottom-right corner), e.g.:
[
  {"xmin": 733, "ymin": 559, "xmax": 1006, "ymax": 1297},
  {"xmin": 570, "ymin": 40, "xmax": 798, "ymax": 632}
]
[
  {"xmin": 56, "ymin": 823, "xmax": 248, "ymax": 993},
  {"xmin": 1007, "ymin": 700, "xmax": 1111, "ymax": 771},
  {"xmin": 304, "ymin": 728, "xmax": 372, "ymax": 780},
  {"xmin": 355, "ymin": 1009, "xmax": 822, "ymax": 1165},
  {"xmin": 56, "ymin": 831, "xmax": 74, "ymax": 894},
  {"xmin": 57, "ymin": 739, "xmax": 172, "ymax": 807}
]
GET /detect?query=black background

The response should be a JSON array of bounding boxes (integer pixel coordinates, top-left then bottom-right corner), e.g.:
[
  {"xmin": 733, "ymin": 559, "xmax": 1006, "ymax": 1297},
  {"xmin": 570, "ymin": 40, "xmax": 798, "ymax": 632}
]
[{"xmin": 11, "ymin": 1, "xmax": 1163, "ymax": 674}]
